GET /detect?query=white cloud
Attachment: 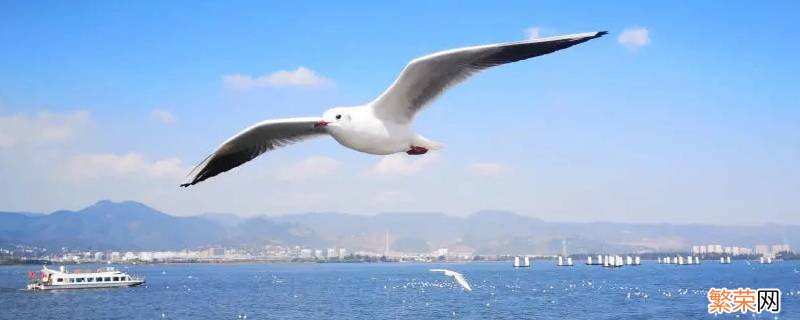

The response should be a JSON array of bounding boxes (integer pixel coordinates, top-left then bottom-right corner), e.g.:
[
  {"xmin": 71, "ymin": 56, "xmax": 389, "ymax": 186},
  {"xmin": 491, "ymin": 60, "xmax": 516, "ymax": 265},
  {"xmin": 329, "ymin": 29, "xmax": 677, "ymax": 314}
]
[
  {"xmin": 525, "ymin": 27, "xmax": 542, "ymax": 40},
  {"xmin": 618, "ymin": 27, "xmax": 650, "ymax": 49},
  {"xmin": 222, "ymin": 67, "xmax": 330, "ymax": 91},
  {"xmin": 0, "ymin": 110, "xmax": 90, "ymax": 148},
  {"xmin": 66, "ymin": 153, "xmax": 186, "ymax": 180},
  {"xmin": 370, "ymin": 153, "xmax": 440, "ymax": 177},
  {"xmin": 274, "ymin": 156, "xmax": 339, "ymax": 182},
  {"xmin": 466, "ymin": 162, "xmax": 509, "ymax": 176},
  {"xmin": 150, "ymin": 109, "xmax": 176, "ymax": 124}
]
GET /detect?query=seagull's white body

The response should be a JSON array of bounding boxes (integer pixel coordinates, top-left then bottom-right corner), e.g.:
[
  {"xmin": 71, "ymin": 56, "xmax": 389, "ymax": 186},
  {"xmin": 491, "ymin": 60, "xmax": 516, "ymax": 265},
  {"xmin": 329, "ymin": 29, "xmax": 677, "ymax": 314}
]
[
  {"xmin": 322, "ymin": 106, "xmax": 425, "ymax": 155},
  {"xmin": 429, "ymin": 268, "xmax": 472, "ymax": 291},
  {"xmin": 182, "ymin": 31, "xmax": 607, "ymax": 187}
]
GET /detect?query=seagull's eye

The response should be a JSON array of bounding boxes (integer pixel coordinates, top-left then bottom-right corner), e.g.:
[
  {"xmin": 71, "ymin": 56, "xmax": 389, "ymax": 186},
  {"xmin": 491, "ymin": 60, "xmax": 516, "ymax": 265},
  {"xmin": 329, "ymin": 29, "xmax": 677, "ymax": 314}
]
[{"xmin": 335, "ymin": 114, "xmax": 342, "ymax": 120}]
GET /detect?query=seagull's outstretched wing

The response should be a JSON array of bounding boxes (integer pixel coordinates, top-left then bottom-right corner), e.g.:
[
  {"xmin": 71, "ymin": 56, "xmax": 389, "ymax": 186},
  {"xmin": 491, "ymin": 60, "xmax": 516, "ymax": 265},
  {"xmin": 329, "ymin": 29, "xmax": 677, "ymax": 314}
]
[
  {"xmin": 181, "ymin": 117, "xmax": 327, "ymax": 187},
  {"xmin": 429, "ymin": 268, "xmax": 472, "ymax": 291},
  {"xmin": 371, "ymin": 31, "xmax": 607, "ymax": 123},
  {"xmin": 451, "ymin": 272, "xmax": 472, "ymax": 291}
]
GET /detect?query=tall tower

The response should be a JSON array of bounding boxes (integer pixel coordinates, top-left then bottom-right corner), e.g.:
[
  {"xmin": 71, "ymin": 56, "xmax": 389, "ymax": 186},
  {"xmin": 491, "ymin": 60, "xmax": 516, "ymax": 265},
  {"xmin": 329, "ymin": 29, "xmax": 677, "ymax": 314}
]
[
  {"xmin": 384, "ymin": 231, "xmax": 390, "ymax": 257},
  {"xmin": 561, "ymin": 239, "xmax": 568, "ymax": 257}
]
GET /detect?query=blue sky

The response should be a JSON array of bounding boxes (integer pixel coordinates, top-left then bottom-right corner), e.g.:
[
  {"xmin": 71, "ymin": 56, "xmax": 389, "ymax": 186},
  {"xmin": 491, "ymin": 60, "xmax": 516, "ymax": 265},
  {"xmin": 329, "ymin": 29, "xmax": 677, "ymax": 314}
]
[{"xmin": 1, "ymin": 1, "xmax": 798, "ymax": 224}]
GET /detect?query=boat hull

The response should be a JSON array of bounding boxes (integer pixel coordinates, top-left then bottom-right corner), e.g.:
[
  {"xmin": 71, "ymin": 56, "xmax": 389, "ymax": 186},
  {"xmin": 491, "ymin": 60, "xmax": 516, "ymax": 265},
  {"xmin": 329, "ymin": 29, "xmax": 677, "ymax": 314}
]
[{"xmin": 28, "ymin": 280, "xmax": 144, "ymax": 291}]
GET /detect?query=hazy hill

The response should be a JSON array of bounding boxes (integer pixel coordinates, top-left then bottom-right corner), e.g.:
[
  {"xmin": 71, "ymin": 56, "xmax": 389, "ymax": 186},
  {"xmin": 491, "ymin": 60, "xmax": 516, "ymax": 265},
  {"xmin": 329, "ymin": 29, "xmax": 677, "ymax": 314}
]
[
  {"xmin": 1, "ymin": 200, "xmax": 797, "ymax": 254},
  {"xmin": 0, "ymin": 201, "xmax": 316, "ymax": 250}
]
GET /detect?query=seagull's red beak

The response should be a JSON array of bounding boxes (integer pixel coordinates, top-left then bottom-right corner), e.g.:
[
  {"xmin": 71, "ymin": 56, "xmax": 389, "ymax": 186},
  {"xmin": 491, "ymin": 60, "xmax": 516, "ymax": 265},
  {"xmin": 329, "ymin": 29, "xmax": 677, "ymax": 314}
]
[{"xmin": 313, "ymin": 120, "xmax": 329, "ymax": 128}]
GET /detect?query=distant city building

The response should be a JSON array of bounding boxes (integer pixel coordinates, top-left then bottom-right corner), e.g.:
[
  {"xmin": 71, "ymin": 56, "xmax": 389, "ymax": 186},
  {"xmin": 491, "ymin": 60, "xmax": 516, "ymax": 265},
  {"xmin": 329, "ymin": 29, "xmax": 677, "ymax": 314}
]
[
  {"xmin": 208, "ymin": 248, "xmax": 225, "ymax": 257},
  {"xmin": 772, "ymin": 244, "xmax": 791, "ymax": 253},
  {"xmin": 338, "ymin": 248, "xmax": 347, "ymax": 259},
  {"xmin": 754, "ymin": 245, "xmax": 770, "ymax": 256},
  {"xmin": 692, "ymin": 244, "xmax": 777, "ymax": 257},
  {"xmin": 123, "ymin": 252, "xmax": 136, "ymax": 261},
  {"xmin": 326, "ymin": 248, "xmax": 336, "ymax": 259}
]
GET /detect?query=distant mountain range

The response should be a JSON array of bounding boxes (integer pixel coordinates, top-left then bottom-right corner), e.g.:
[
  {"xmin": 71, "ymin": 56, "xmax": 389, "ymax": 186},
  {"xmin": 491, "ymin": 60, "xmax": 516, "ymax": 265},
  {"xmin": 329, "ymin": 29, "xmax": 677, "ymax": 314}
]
[{"xmin": 1, "ymin": 200, "xmax": 797, "ymax": 254}]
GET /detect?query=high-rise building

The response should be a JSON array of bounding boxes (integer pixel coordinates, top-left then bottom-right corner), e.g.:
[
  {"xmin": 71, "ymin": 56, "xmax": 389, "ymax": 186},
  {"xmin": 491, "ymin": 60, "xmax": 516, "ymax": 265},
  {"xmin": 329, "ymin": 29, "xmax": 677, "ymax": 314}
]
[
  {"xmin": 754, "ymin": 245, "xmax": 770, "ymax": 256},
  {"xmin": 772, "ymin": 244, "xmax": 791, "ymax": 254},
  {"xmin": 384, "ymin": 231, "xmax": 390, "ymax": 257}
]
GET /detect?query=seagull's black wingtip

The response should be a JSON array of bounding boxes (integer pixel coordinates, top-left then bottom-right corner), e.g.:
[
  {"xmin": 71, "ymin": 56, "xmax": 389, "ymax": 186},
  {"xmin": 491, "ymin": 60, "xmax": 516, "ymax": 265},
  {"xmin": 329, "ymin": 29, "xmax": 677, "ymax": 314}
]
[
  {"xmin": 179, "ymin": 183, "xmax": 191, "ymax": 188},
  {"xmin": 597, "ymin": 31, "xmax": 609, "ymax": 37}
]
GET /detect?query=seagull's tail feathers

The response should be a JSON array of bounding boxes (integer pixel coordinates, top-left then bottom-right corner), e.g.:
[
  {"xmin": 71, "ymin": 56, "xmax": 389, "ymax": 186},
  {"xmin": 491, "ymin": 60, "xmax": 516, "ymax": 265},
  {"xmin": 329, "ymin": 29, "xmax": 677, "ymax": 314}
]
[{"xmin": 414, "ymin": 134, "xmax": 444, "ymax": 150}]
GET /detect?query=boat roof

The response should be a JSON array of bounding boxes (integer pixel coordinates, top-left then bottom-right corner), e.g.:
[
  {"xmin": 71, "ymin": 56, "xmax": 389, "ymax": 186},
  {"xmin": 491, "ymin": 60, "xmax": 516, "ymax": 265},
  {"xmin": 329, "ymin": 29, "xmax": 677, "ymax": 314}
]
[{"xmin": 41, "ymin": 266, "xmax": 129, "ymax": 277}]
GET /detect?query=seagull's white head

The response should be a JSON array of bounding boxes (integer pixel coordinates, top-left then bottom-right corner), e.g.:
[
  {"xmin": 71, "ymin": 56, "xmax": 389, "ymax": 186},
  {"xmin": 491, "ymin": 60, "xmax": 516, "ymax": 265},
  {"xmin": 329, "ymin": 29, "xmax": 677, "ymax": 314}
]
[{"xmin": 316, "ymin": 107, "xmax": 354, "ymax": 131}]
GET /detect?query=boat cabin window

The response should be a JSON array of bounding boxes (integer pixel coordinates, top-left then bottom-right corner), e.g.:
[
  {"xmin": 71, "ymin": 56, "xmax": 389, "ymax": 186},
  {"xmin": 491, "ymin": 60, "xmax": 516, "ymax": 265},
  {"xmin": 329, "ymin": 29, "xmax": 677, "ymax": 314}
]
[
  {"xmin": 104, "ymin": 277, "xmax": 111, "ymax": 281},
  {"xmin": 68, "ymin": 278, "xmax": 75, "ymax": 283},
  {"xmin": 113, "ymin": 277, "xmax": 119, "ymax": 281},
  {"xmin": 76, "ymin": 278, "xmax": 85, "ymax": 283},
  {"xmin": 96, "ymin": 277, "xmax": 103, "ymax": 282},
  {"xmin": 87, "ymin": 278, "xmax": 94, "ymax": 282},
  {"xmin": 57, "ymin": 278, "xmax": 63, "ymax": 283}
]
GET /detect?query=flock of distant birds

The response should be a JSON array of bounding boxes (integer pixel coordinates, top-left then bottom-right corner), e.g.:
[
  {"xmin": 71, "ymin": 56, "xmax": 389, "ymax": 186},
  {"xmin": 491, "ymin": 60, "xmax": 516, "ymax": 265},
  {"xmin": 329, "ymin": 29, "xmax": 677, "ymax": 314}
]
[{"xmin": 430, "ymin": 254, "xmax": 779, "ymax": 292}]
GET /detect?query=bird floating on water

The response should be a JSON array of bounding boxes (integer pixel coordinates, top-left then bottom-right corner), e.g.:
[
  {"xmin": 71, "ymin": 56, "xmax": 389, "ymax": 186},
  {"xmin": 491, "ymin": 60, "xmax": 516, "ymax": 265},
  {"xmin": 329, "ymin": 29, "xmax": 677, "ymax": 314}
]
[
  {"xmin": 181, "ymin": 31, "xmax": 607, "ymax": 187},
  {"xmin": 429, "ymin": 268, "xmax": 472, "ymax": 291}
]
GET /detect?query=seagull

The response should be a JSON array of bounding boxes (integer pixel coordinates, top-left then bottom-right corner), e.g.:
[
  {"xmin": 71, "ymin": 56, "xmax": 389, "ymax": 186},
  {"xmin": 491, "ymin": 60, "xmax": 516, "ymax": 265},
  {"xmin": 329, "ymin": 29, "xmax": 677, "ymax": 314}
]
[
  {"xmin": 430, "ymin": 268, "xmax": 472, "ymax": 291},
  {"xmin": 181, "ymin": 31, "xmax": 607, "ymax": 187}
]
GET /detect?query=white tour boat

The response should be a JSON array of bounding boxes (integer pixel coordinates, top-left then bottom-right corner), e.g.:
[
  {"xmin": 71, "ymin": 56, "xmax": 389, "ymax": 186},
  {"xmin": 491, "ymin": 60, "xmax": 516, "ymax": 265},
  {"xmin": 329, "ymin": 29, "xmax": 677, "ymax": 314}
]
[{"xmin": 27, "ymin": 265, "xmax": 144, "ymax": 290}]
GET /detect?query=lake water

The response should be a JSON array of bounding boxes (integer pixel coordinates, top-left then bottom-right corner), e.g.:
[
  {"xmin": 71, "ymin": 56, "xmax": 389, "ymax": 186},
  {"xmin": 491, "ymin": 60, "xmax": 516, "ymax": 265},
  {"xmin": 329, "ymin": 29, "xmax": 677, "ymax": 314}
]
[{"xmin": 1, "ymin": 261, "xmax": 797, "ymax": 319}]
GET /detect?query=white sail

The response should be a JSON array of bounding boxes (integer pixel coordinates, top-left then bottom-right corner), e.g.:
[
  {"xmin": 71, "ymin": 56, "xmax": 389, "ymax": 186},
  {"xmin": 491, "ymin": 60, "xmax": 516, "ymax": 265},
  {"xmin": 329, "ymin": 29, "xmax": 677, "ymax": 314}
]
[{"xmin": 567, "ymin": 257, "xmax": 573, "ymax": 265}]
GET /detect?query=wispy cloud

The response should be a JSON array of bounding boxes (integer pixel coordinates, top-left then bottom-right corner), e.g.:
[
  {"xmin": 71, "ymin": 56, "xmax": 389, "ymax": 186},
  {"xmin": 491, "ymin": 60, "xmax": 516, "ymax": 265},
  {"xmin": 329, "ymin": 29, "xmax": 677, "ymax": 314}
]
[
  {"xmin": 370, "ymin": 154, "xmax": 440, "ymax": 177},
  {"xmin": 274, "ymin": 156, "xmax": 339, "ymax": 182},
  {"xmin": 525, "ymin": 26, "xmax": 542, "ymax": 40},
  {"xmin": 466, "ymin": 162, "xmax": 509, "ymax": 176},
  {"xmin": 66, "ymin": 153, "xmax": 186, "ymax": 180},
  {"xmin": 0, "ymin": 110, "xmax": 90, "ymax": 148},
  {"xmin": 150, "ymin": 109, "xmax": 176, "ymax": 124},
  {"xmin": 618, "ymin": 27, "xmax": 650, "ymax": 49},
  {"xmin": 222, "ymin": 67, "xmax": 330, "ymax": 91}
]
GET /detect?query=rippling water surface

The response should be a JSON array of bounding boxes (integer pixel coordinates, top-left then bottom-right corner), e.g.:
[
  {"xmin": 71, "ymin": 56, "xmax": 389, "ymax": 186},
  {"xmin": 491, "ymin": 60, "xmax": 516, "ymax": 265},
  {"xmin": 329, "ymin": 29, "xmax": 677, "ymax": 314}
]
[{"xmin": 1, "ymin": 261, "xmax": 798, "ymax": 319}]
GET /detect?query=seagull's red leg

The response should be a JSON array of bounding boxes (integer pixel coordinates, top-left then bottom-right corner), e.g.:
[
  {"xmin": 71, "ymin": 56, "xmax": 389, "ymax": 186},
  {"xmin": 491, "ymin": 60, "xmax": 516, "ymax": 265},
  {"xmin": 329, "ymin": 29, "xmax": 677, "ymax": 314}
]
[{"xmin": 406, "ymin": 146, "xmax": 429, "ymax": 155}]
